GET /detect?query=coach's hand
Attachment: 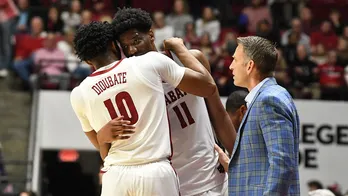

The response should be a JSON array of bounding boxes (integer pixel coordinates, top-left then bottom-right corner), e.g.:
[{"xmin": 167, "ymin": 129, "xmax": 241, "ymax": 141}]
[
  {"xmin": 97, "ymin": 116, "xmax": 136, "ymax": 144},
  {"xmin": 163, "ymin": 37, "xmax": 185, "ymax": 52},
  {"xmin": 214, "ymin": 144, "xmax": 229, "ymax": 173}
]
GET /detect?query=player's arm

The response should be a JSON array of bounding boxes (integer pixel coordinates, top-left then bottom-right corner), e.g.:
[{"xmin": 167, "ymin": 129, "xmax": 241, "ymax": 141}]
[
  {"xmin": 96, "ymin": 116, "xmax": 136, "ymax": 160},
  {"xmin": 85, "ymin": 131, "xmax": 100, "ymax": 150},
  {"xmin": 99, "ymin": 143, "xmax": 111, "ymax": 160},
  {"xmin": 160, "ymin": 38, "xmax": 216, "ymax": 97},
  {"xmin": 188, "ymin": 49, "xmax": 236, "ymax": 154},
  {"xmin": 70, "ymin": 87, "xmax": 100, "ymax": 149}
]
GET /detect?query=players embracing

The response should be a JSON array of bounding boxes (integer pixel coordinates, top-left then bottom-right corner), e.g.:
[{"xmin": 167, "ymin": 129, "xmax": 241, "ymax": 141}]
[
  {"xmin": 98, "ymin": 8, "xmax": 236, "ymax": 196},
  {"xmin": 71, "ymin": 7, "xmax": 237, "ymax": 196}
]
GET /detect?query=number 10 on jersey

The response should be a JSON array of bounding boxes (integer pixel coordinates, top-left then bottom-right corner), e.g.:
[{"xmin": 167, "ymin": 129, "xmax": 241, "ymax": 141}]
[{"xmin": 104, "ymin": 91, "xmax": 139, "ymax": 125}]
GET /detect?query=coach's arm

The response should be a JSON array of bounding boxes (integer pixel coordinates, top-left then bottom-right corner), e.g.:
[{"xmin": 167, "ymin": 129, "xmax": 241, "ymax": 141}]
[
  {"xmin": 258, "ymin": 95, "xmax": 297, "ymax": 195},
  {"xmin": 189, "ymin": 49, "xmax": 236, "ymax": 154}
]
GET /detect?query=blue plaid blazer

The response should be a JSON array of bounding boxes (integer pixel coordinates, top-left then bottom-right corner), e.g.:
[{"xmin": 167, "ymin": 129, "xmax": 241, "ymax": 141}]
[{"xmin": 228, "ymin": 78, "xmax": 300, "ymax": 196}]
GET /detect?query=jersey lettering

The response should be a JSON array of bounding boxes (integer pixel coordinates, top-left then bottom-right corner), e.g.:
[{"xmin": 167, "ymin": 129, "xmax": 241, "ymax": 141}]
[
  {"xmin": 103, "ymin": 91, "xmax": 139, "ymax": 125},
  {"xmin": 172, "ymin": 101, "xmax": 195, "ymax": 129}
]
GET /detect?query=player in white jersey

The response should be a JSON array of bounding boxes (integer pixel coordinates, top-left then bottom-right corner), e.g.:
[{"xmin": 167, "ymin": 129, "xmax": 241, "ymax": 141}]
[
  {"xmin": 97, "ymin": 8, "xmax": 237, "ymax": 196},
  {"xmin": 70, "ymin": 22, "xmax": 216, "ymax": 196}
]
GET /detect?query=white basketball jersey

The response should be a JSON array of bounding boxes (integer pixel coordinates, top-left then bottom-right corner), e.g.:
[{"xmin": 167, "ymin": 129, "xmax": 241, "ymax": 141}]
[
  {"xmin": 70, "ymin": 52, "xmax": 185, "ymax": 167},
  {"xmin": 163, "ymin": 51, "xmax": 227, "ymax": 195}
]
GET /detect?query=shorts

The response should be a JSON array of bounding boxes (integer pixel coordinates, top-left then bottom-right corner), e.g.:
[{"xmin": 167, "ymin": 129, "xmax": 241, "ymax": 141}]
[
  {"xmin": 192, "ymin": 180, "xmax": 228, "ymax": 196},
  {"xmin": 101, "ymin": 160, "xmax": 180, "ymax": 196}
]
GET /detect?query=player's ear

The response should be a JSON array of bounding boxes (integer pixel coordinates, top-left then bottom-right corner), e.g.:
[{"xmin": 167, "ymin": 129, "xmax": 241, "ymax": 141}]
[
  {"xmin": 240, "ymin": 105, "xmax": 247, "ymax": 117},
  {"xmin": 111, "ymin": 41, "xmax": 121, "ymax": 59},
  {"xmin": 148, "ymin": 29, "xmax": 155, "ymax": 42},
  {"xmin": 85, "ymin": 60, "xmax": 92, "ymax": 66}
]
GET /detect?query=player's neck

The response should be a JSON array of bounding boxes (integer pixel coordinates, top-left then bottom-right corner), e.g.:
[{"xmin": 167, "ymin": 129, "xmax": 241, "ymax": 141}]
[{"xmin": 93, "ymin": 55, "xmax": 119, "ymax": 69}]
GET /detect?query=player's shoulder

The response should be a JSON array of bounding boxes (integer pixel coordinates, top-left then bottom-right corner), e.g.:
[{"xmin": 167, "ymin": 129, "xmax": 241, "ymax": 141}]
[
  {"xmin": 141, "ymin": 51, "xmax": 170, "ymax": 60},
  {"xmin": 70, "ymin": 86, "xmax": 83, "ymax": 100}
]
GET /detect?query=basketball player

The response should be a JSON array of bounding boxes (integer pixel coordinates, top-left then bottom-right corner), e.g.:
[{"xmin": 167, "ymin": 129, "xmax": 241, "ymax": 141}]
[
  {"xmin": 215, "ymin": 90, "xmax": 248, "ymax": 172},
  {"xmin": 70, "ymin": 22, "xmax": 216, "ymax": 196},
  {"xmin": 98, "ymin": 8, "xmax": 236, "ymax": 196}
]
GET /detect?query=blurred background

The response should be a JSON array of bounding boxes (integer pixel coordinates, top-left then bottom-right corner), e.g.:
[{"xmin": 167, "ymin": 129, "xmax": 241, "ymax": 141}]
[{"xmin": 0, "ymin": 0, "xmax": 348, "ymax": 195}]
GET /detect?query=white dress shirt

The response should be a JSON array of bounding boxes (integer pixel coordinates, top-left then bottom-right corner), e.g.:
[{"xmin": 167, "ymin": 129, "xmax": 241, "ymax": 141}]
[{"xmin": 245, "ymin": 77, "xmax": 270, "ymax": 108}]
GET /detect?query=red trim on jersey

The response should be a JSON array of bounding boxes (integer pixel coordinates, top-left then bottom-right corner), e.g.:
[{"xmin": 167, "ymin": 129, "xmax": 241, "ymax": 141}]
[
  {"xmin": 164, "ymin": 50, "xmax": 173, "ymax": 60},
  {"xmin": 166, "ymin": 110, "xmax": 181, "ymax": 195},
  {"xmin": 89, "ymin": 59, "xmax": 124, "ymax": 77},
  {"xmin": 99, "ymin": 169, "xmax": 107, "ymax": 174},
  {"xmin": 166, "ymin": 109, "xmax": 174, "ymax": 161}
]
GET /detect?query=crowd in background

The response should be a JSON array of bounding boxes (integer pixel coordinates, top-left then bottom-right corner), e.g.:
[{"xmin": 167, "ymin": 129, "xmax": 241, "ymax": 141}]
[
  {"xmin": 1, "ymin": 0, "xmax": 348, "ymax": 195},
  {"xmin": 0, "ymin": 0, "xmax": 347, "ymax": 99}
]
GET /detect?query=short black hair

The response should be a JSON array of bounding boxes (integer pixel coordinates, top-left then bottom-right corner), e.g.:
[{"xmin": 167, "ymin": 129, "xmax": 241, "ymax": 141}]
[
  {"xmin": 308, "ymin": 180, "xmax": 323, "ymax": 189},
  {"xmin": 112, "ymin": 7, "xmax": 152, "ymax": 39},
  {"xmin": 74, "ymin": 21, "xmax": 118, "ymax": 61},
  {"xmin": 226, "ymin": 90, "xmax": 248, "ymax": 113}
]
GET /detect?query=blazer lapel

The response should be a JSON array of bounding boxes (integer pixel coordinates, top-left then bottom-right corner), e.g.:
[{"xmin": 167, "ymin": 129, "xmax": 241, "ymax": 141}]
[{"xmin": 230, "ymin": 77, "xmax": 277, "ymax": 158}]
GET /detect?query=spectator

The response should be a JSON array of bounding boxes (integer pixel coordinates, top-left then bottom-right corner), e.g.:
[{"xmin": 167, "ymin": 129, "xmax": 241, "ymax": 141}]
[
  {"xmin": 308, "ymin": 180, "xmax": 324, "ymax": 191},
  {"xmin": 218, "ymin": 32, "xmax": 237, "ymax": 54},
  {"xmin": 281, "ymin": 18, "xmax": 310, "ymax": 53},
  {"xmin": 198, "ymin": 32, "xmax": 219, "ymax": 69},
  {"xmin": 90, "ymin": 0, "xmax": 112, "ymax": 22},
  {"xmin": 255, "ymin": 19, "xmax": 280, "ymax": 44},
  {"xmin": 311, "ymin": 20, "xmax": 338, "ymax": 52},
  {"xmin": 16, "ymin": 0, "xmax": 29, "ymax": 33},
  {"xmin": 241, "ymin": 0, "xmax": 272, "ymax": 34},
  {"xmin": 329, "ymin": 9, "xmax": 344, "ymax": 35},
  {"xmin": 13, "ymin": 16, "xmax": 46, "ymax": 88},
  {"xmin": 32, "ymin": 32, "xmax": 68, "ymax": 89},
  {"xmin": 214, "ymin": 32, "xmax": 237, "ymax": 95},
  {"xmin": 299, "ymin": 6, "xmax": 313, "ymax": 35},
  {"xmin": 337, "ymin": 38, "xmax": 348, "ymax": 65},
  {"xmin": 80, "ymin": 10, "xmax": 92, "ymax": 26},
  {"xmin": 60, "ymin": 0, "xmax": 81, "ymax": 32},
  {"xmin": 34, "ymin": 33, "xmax": 65, "ymax": 75},
  {"xmin": 310, "ymin": 44, "xmax": 328, "ymax": 65},
  {"xmin": 274, "ymin": 48, "xmax": 291, "ymax": 90},
  {"xmin": 183, "ymin": 22, "xmax": 200, "ymax": 49},
  {"xmin": 152, "ymin": 11, "xmax": 174, "ymax": 50},
  {"xmin": 57, "ymin": 29, "xmax": 91, "ymax": 80},
  {"xmin": 225, "ymin": 90, "xmax": 248, "ymax": 131},
  {"xmin": 46, "ymin": 6, "xmax": 64, "ymax": 34},
  {"xmin": 165, "ymin": 0, "xmax": 193, "ymax": 37},
  {"xmin": 291, "ymin": 44, "xmax": 318, "ymax": 99},
  {"xmin": 282, "ymin": 32, "xmax": 299, "ymax": 65},
  {"xmin": 195, "ymin": 6, "xmax": 221, "ymax": 43},
  {"xmin": 0, "ymin": 0, "xmax": 19, "ymax": 78},
  {"xmin": 341, "ymin": 25, "xmax": 348, "ymax": 42},
  {"xmin": 318, "ymin": 50, "xmax": 345, "ymax": 100}
]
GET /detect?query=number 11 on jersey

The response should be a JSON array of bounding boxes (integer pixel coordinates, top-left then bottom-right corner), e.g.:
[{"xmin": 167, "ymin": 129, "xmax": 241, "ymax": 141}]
[{"xmin": 173, "ymin": 102, "xmax": 195, "ymax": 129}]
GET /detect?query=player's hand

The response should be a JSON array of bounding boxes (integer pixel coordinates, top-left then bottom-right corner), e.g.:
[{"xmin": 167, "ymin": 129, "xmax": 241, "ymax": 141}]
[
  {"xmin": 214, "ymin": 144, "xmax": 229, "ymax": 172},
  {"xmin": 163, "ymin": 37, "xmax": 185, "ymax": 52},
  {"xmin": 97, "ymin": 116, "xmax": 136, "ymax": 144}
]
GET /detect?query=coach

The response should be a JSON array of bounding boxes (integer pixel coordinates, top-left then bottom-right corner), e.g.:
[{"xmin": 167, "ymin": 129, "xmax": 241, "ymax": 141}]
[{"xmin": 228, "ymin": 36, "xmax": 300, "ymax": 195}]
